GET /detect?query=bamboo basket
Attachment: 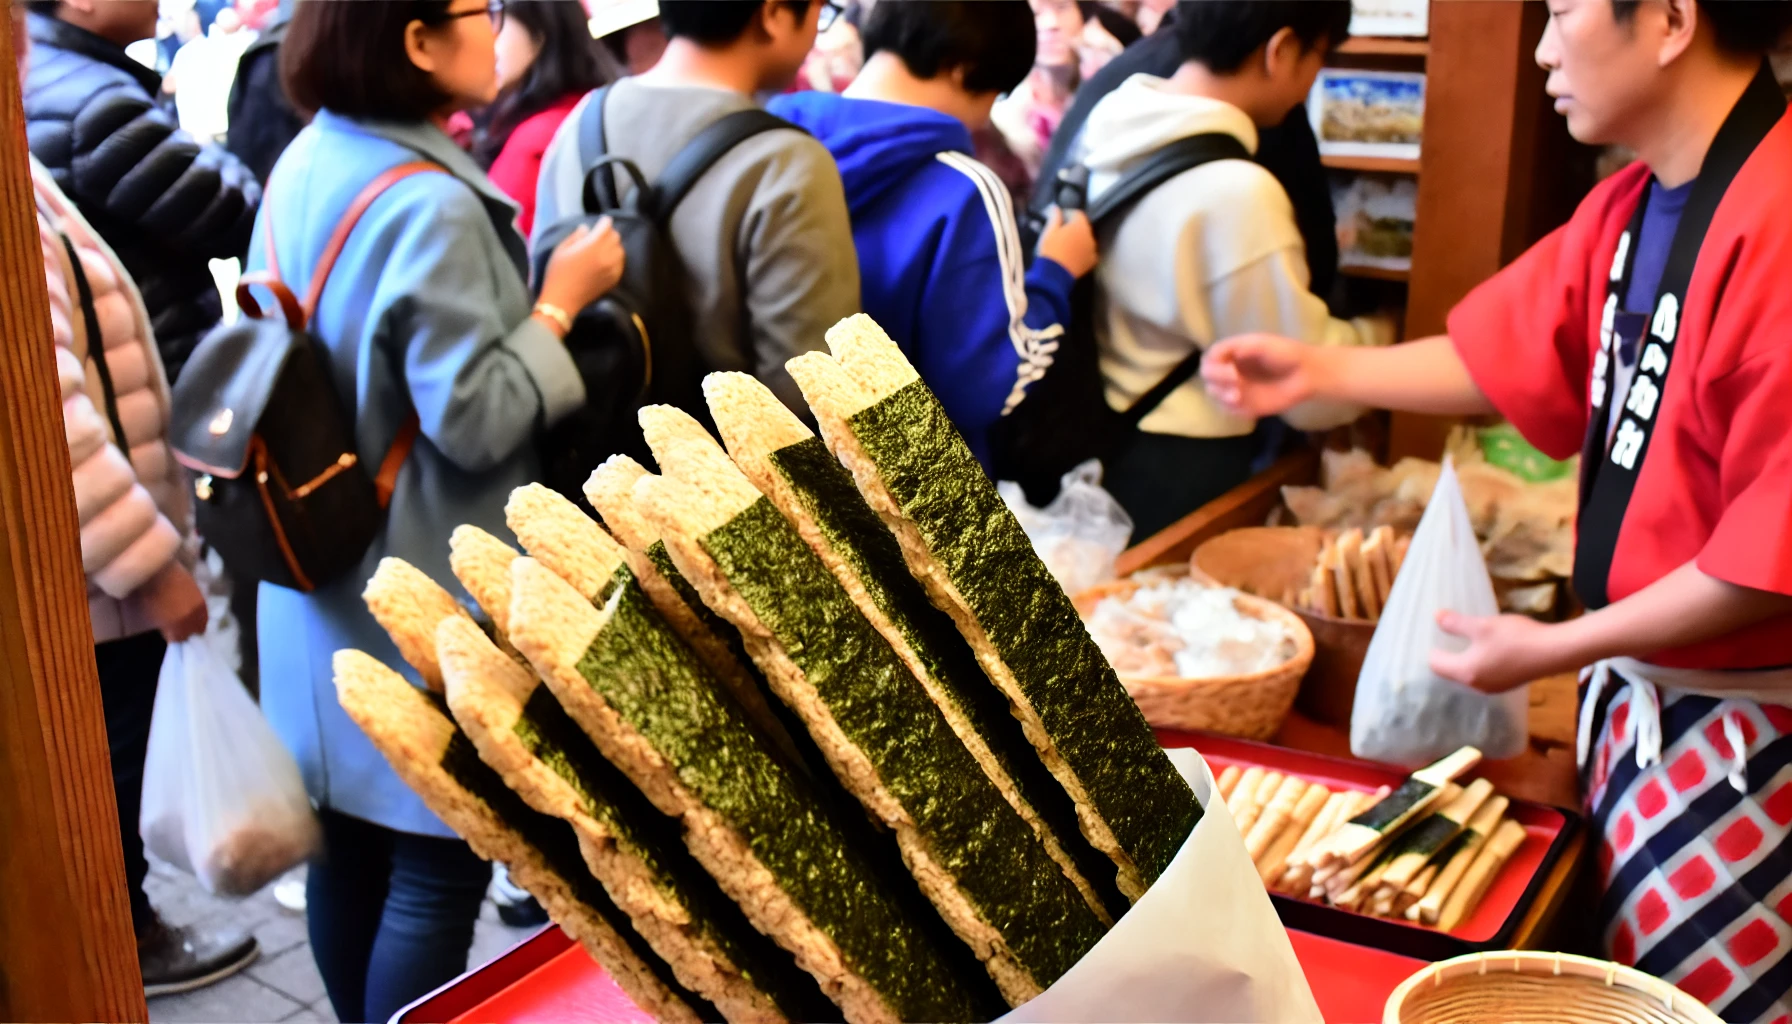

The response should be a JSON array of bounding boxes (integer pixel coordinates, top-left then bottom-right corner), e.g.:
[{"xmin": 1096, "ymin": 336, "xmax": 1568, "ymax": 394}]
[
  {"xmin": 1074, "ymin": 575, "xmax": 1313, "ymax": 739},
  {"xmin": 1385, "ymin": 950, "xmax": 1724, "ymax": 1024},
  {"xmin": 1189, "ymin": 527, "xmax": 1376, "ymax": 729}
]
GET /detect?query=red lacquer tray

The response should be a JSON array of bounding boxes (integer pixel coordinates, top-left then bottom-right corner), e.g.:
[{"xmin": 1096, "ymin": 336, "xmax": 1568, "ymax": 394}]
[
  {"xmin": 394, "ymin": 922, "xmax": 1424, "ymax": 1024},
  {"xmin": 1156, "ymin": 728, "xmax": 1582, "ymax": 961}
]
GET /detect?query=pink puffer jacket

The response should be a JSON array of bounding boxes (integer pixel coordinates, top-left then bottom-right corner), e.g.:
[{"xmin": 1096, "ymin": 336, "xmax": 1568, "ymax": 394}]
[{"xmin": 34, "ymin": 159, "xmax": 195, "ymax": 643}]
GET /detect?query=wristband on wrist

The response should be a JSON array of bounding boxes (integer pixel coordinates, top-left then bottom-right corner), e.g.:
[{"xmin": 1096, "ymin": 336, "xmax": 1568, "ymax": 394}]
[{"xmin": 533, "ymin": 301, "xmax": 575, "ymax": 335}]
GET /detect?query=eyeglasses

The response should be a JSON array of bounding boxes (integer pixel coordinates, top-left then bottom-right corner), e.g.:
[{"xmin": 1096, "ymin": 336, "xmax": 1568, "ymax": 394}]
[
  {"xmin": 435, "ymin": 0, "xmax": 506, "ymax": 31},
  {"xmin": 817, "ymin": 0, "xmax": 845, "ymax": 32}
]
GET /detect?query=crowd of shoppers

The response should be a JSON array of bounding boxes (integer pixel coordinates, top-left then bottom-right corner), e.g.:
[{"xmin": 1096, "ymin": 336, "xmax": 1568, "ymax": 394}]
[{"xmin": 18, "ymin": 0, "xmax": 1382, "ymax": 1018}]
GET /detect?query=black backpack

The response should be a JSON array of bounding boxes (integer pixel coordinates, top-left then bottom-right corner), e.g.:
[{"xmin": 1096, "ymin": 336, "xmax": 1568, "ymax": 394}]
[
  {"xmin": 529, "ymin": 86, "xmax": 801, "ymax": 504},
  {"xmin": 992, "ymin": 133, "xmax": 1250, "ymax": 505},
  {"xmin": 170, "ymin": 163, "xmax": 437, "ymax": 592}
]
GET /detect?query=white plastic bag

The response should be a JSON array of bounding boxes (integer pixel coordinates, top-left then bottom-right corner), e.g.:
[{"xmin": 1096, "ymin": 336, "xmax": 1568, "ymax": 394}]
[
  {"xmin": 141, "ymin": 637, "xmax": 321, "ymax": 896},
  {"xmin": 1350, "ymin": 458, "xmax": 1528, "ymax": 765},
  {"xmin": 998, "ymin": 460, "xmax": 1134, "ymax": 595}
]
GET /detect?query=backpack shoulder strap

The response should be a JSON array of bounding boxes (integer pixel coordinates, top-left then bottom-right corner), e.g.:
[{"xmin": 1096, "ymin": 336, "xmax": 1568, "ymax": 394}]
[
  {"xmin": 651, "ymin": 109, "xmax": 804, "ymax": 221},
  {"xmin": 1080, "ymin": 133, "xmax": 1249, "ymax": 429},
  {"xmin": 578, "ymin": 85, "xmax": 620, "ymax": 210},
  {"xmin": 254, "ymin": 161, "xmax": 443, "ymax": 327},
  {"xmin": 1086, "ymin": 132, "xmax": 1251, "ymax": 227}
]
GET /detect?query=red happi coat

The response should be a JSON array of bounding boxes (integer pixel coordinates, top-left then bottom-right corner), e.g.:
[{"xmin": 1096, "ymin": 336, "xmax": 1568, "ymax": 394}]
[{"xmin": 1446, "ymin": 109, "xmax": 1792, "ymax": 671}]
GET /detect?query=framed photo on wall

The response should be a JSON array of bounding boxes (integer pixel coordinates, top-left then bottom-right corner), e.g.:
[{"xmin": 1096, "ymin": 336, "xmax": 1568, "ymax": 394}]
[{"xmin": 1309, "ymin": 70, "xmax": 1426, "ymax": 161}]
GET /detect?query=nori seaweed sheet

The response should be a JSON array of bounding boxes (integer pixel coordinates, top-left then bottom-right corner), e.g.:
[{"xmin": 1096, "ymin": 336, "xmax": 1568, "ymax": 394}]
[
  {"xmin": 512, "ymin": 689, "xmax": 834, "ymax": 1020},
  {"xmin": 702, "ymin": 498, "xmax": 1108, "ymax": 992},
  {"xmin": 1350, "ymin": 779, "xmax": 1435, "ymax": 833},
  {"xmin": 645, "ymin": 540, "xmax": 835, "ymax": 787},
  {"xmin": 432, "ymin": 718, "xmax": 719, "ymax": 1022},
  {"xmin": 845, "ymin": 381, "xmax": 1200, "ymax": 885},
  {"xmin": 769, "ymin": 436, "xmax": 1128, "ymax": 919},
  {"xmin": 573, "ymin": 571, "xmax": 986, "ymax": 1022}
]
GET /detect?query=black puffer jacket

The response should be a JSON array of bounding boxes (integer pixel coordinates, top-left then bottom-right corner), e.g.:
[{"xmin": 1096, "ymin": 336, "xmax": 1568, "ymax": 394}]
[{"xmin": 24, "ymin": 13, "xmax": 260, "ymax": 385}]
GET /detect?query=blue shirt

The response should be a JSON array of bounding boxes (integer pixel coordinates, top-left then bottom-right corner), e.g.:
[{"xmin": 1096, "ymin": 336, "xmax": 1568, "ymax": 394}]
[
  {"xmin": 766, "ymin": 93, "xmax": 1076, "ymax": 467},
  {"xmin": 1618, "ymin": 178, "xmax": 1694, "ymax": 362}
]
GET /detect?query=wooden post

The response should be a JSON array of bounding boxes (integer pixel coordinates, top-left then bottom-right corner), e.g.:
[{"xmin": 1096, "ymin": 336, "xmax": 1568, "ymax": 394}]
[
  {"xmin": 0, "ymin": 11, "xmax": 148, "ymax": 1022},
  {"xmin": 1391, "ymin": 0, "xmax": 1595, "ymax": 460}
]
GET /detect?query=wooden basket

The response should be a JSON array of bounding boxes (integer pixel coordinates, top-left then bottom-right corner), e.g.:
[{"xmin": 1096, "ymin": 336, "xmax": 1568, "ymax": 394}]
[
  {"xmin": 1384, "ymin": 951, "xmax": 1724, "ymax": 1024},
  {"xmin": 1189, "ymin": 527, "xmax": 1376, "ymax": 729},
  {"xmin": 1074, "ymin": 576, "xmax": 1314, "ymax": 740}
]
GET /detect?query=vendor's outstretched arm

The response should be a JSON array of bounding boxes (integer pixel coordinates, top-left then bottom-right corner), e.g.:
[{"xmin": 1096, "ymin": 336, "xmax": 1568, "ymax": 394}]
[
  {"xmin": 1202, "ymin": 334, "xmax": 1497, "ymax": 418},
  {"xmin": 1431, "ymin": 562, "xmax": 1792, "ymax": 693}
]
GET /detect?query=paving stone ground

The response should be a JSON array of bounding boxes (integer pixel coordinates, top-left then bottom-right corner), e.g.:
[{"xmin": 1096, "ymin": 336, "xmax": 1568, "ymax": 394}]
[{"xmin": 143, "ymin": 859, "xmax": 535, "ymax": 1024}]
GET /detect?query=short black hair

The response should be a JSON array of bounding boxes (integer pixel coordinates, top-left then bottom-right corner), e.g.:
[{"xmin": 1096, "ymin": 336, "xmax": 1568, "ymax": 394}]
[
  {"xmin": 657, "ymin": 1, "xmax": 813, "ymax": 44},
  {"xmin": 25, "ymin": 1, "xmax": 60, "ymax": 16},
  {"xmin": 1612, "ymin": 0, "xmax": 1792, "ymax": 57},
  {"xmin": 1173, "ymin": 0, "xmax": 1353, "ymax": 74},
  {"xmin": 281, "ymin": 0, "xmax": 457, "ymax": 120},
  {"xmin": 861, "ymin": 0, "xmax": 1036, "ymax": 95}
]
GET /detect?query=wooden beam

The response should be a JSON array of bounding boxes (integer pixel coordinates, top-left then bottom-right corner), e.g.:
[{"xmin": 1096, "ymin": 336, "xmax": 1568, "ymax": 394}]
[
  {"xmin": 1393, "ymin": 0, "xmax": 1594, "ymax": 461},
  {"xmin": 0, "ymin": 11, "xmax": 147, "ymax": 1022},
  {"xmin": 1115, "ymin": 449, "xmax": 1319, "ymax": 577}
]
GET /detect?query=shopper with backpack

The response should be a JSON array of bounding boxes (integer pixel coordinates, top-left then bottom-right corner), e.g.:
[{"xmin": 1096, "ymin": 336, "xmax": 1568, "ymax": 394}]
[
  {"xmin": 1071, "ymin": 1, "xmax": 1391, "ymax": 537},
  {"xmin": 533, "ymin": 0, "xmax": 858, "ymax": 418},
  {"xmin": 219, "ymin": 4, "xmax": 623, "ymax": 1021},
  {"xmin": 767, "ymin": 1, "xmax": 1095, "ymax": 468}
]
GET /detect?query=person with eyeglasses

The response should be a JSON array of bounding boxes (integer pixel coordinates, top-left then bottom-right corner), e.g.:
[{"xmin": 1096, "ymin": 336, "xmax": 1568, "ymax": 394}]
[
  {"xmin": 248, "ymin": 4, "xmax": 624, "ymax": 1021},
  {"xmin": 533, "ymin": 0, "xmax": 859, "ymax": 416}
]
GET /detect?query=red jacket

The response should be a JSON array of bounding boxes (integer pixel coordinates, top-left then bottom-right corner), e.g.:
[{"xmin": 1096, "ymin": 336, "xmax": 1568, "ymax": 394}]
[
  {"xmin": 1449, "ymin": 108, "xmax": 1792, "ymax": 670},
  {"xmin": 488, "ymin": 93, "xmax": 584, "ymax": 238}
]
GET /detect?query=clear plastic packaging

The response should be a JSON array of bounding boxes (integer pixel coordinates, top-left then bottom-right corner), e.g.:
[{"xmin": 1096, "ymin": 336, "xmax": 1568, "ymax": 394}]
[
  {"xmin": 999, "ymin": 459, "xmax": 1134, "ymax": 595},
  {"xmin": 1350, "ymin": 459, "xmax": 1528, "ymax": 765}
]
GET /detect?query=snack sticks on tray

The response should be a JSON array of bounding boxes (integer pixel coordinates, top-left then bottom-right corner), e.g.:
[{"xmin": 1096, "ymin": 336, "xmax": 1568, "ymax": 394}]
[
  {"xmin": 1220, "ymin": 748, "xmax": 1530, "ymax": 931},
  {"xmin": 786, "ymin": 314, "xmax": 1201, "ymax": 901}
]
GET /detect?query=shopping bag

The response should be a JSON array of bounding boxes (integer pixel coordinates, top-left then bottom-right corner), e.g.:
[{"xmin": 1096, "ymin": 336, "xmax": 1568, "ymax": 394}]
[
  {"xmin": 999, "ymin": 459, "xmax": 1134, "ymax": 595},
  {"xmin": 140, "ymin": 636, "xmax": 321, "ymax": 896},
  {"xmin": 1350, "ymin": 458, "xmax": 1527, "ymax": 766},
  {"xmin": 1000, "ymin": 748, "xmax": 1322, "ymax": 1023}
]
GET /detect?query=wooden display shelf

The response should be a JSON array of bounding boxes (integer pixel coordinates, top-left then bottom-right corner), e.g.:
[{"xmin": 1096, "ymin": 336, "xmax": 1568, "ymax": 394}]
[
  {"xmin": 1340, "ymin": 263, "xmax": 1411, "ymax": 283},
  {"xmin": 1336, "ymin": 36, "xmax": 1431, "ymax": 57},
  {"xmin": 1322, "ymin": 154, "xmax": 1422, "ymax": 175}
]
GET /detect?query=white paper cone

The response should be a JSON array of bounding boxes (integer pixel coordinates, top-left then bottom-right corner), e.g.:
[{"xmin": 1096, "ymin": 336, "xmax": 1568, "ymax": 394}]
[{"xmin": 999, "ymin": 749, "xmax": 1322, "ymax": 1023}]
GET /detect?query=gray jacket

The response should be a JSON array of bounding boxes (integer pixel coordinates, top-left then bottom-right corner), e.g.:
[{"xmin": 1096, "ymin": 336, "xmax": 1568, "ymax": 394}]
[{"xmin": 534, "ymin": 78, "xmax": 859, "ymax": 411}]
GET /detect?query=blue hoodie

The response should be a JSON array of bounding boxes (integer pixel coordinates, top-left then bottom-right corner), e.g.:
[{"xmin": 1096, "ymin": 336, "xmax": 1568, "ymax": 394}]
[{"xmin": 767, "ymin": 92, "xmax": 1074, "ymax": 467}]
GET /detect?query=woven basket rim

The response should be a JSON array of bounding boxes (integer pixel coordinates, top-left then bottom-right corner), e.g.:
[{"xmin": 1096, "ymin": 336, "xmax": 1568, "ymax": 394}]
[
  {"xmin": 1383, "ymin": 950, "xmax": 1724, "ymax": 1024},
  {"xmin": 1075, "ymin": 575, "xmax": 1316, "ymax": 688},
  {"xmin": 1190, "ymin": 525, "xmax": 1396, "ymax": 629}
]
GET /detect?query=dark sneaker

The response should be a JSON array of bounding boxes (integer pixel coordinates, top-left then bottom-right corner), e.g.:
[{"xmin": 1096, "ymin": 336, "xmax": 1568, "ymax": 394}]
[
  {"xmin": 491, "ymin": 866, "xmax": 549, "ymax": 928},
  {"xmin": 139, "ymin": 917, "xmax": 260, "ymax": 997}
]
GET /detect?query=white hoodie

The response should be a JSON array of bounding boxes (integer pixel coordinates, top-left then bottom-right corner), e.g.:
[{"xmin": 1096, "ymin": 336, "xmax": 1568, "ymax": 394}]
[{"xmin": 1078, "ymin": 74, "xmax": 1389, "ymax": 438}]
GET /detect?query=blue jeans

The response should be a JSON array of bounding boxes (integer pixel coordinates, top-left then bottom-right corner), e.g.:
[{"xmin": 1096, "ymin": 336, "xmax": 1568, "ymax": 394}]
[{"xmin": 307, "ymin": 809, "xmax": 490, "ymax": 1023}]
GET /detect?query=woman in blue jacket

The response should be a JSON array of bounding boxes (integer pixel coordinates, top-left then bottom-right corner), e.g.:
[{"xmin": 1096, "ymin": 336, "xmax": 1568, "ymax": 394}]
[
  {"xmin": 769, "ymin": 0, "xmax": 1096, "ymax": 468},
  {"xmin": 250, "ymin": 3, "xmax": 622, "ymax": 1021}
]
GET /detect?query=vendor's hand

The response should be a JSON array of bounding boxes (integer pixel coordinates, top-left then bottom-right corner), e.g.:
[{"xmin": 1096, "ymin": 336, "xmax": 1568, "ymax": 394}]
[
  {"xmin": 1036, "ymin": 206, "xmax": 1097, "ymax": 279},
  {"xmin": 539, "ymin": 218, "xmax": 626, "ymax": 314},
  {"xmin": 1429, "ymin": 611, "xmax": 1560, "ymax": 694},
  {"xmin": 1201, "ymin": 333, "xmax": 1320, "ymax": 419},
  {"xmin": 142, "ymin": 564, "xmax": 209, "ymax": 644}
]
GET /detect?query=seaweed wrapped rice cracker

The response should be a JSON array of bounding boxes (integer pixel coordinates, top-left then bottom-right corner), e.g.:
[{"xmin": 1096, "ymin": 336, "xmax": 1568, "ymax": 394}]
[
  {"xmin": 703, "ymin": 370, "xmax": 1124, "ymax": 924},
  {"xmin": 633, "ymin": 405, "xmax": 1108, "ymax": 1006},
  {"xmin": 331, "ymin": 650, "xmax": 716, "ymax": 1024},
  {"xmin": 438, "ymin": 614, "xmax": 832, "ymax": 1023},
  {"xmin": 785, "ymin": 314, "xmax": 1201, "ymax": 900},
  {"xmin": 505, "ymin": 555, "xmax": 982, "ymax": 1024}
]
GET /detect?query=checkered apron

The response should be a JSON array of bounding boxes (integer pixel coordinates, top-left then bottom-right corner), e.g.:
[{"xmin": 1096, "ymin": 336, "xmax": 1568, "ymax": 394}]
[{"xmin": 1583, "ymin": 658, "xmax": 1792, "ymax": 1022}]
